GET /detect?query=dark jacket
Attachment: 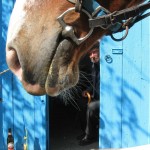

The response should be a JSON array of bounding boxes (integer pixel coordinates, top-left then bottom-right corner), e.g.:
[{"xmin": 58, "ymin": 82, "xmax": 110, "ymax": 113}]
[{"xmin": 87, "ymin": 62, "xmax": 100, "ymax": 101}]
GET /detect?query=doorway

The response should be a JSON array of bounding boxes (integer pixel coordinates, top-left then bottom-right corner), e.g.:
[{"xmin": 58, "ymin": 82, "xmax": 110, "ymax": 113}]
[{"xmin": 47, "ymin": 54, "xmax": 99, "ymax": 150}]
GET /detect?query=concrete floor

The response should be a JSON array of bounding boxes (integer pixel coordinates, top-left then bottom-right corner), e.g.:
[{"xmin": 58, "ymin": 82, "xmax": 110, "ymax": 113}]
[
  {"xmin": 48, "ymin": 98, "xmax": 150, "ymax": 150},
  {"xmin": 49, "ymin": 97, "xmax": 99, "ymax": 150}
]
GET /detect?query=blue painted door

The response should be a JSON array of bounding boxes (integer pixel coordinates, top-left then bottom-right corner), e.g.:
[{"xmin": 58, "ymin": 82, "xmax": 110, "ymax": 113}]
[
  {"xmin": 1, "ymin": 1, "xmax": 47, "ymax": 150},
  {"xmin": 0, "ymin": 0, "xmax": 3, "ymax": 148},
  {"xmin": 100, "ymin": 10, "xmax": 150, "ymax": 148}
]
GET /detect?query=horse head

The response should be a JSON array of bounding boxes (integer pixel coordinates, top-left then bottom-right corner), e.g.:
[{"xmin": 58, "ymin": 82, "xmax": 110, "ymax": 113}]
[{"xmin": 6, "ymin": 0, "xmax": 144, "ymax": 96}]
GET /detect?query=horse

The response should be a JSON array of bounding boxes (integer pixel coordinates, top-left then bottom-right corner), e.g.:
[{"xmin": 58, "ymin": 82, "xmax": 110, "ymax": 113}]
[{"xmin": 6, "ymin": 0, "xmax": 145, "ymax": 96}]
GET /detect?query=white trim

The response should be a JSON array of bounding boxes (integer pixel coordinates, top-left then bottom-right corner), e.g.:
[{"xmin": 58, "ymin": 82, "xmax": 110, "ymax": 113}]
[{"xmin": 91, "ymin": 144, "xmax": 150, "ymax": 150}]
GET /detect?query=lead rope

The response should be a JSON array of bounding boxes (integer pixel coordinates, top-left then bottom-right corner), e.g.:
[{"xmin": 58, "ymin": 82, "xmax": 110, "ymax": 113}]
[{"xmin": 0, "ymin": 69, "xmax": 10, "ymax": 75}]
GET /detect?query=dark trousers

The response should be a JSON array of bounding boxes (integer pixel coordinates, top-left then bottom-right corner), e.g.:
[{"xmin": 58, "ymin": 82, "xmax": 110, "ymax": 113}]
[{"xmin": 85, "ymin": 101, "xmax": 100, "ymax": 137}]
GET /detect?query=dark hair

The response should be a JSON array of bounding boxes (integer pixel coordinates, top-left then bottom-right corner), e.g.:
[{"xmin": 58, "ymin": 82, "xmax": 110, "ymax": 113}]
[{"xmin": 90, "ymin": 41, "xmax": 99, "ymax": 51}]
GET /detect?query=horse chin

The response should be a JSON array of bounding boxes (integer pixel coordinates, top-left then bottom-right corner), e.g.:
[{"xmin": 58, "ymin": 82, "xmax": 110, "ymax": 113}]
[
  {"xmin": 22, "ymin": 81, "xmax": 46, "ymax": 96},
  {"xmin": 45, "ymin": 39, "xmax": 79, "ymax": 96}
]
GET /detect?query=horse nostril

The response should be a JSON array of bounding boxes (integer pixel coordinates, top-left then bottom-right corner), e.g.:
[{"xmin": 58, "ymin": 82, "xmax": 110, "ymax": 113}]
[
  {"xmin": 6, "ymin": 45, "xmax": 22, "ymax": 80},
  {"xmin": 8, "ymin": 46, "xmax": 15, "ymax": 51},
  {"xmin": 7, "ymin": 47, "xmax": 20, "ymax": 66}
]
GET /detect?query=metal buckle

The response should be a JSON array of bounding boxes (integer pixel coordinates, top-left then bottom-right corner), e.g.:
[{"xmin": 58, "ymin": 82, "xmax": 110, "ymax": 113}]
[
  {"xmin": 110, "ymin": 26, "xmax": 129, "ymax": 41},
  {"xmin": 57, "ymin": 7, "xmax": 94, "ymax": 45}
]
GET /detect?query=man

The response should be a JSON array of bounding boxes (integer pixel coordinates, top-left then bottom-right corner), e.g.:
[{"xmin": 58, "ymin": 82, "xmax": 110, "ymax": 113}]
[{"xmin": 79, "ymin": 41, "xmax": 100, "ymax": 146}]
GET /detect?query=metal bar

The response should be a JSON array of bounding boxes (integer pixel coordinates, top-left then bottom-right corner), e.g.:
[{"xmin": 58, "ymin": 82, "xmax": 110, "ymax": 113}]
[{"xmin": 0, "ymin": 69, "xmax": 10, "ymax": 75}]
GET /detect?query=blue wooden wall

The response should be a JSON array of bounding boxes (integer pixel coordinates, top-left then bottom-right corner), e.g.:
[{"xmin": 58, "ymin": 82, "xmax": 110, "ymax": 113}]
[
  {"xmin": 1, "ymin": 0, "xmax": 150, "ymax": 149},
  {"xmin": 100, "ymin": 10, "xmax": 150, "ymax": 148},
  {"xmin": 0, "ymin": 1, "xmax": 47, "ymax": 150}
]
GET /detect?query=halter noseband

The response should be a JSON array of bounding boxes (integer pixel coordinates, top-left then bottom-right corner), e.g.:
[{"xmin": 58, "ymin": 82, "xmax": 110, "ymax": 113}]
[{"xmin": 57, "ymin": 0, "xmax": 150, "ymax": 44}]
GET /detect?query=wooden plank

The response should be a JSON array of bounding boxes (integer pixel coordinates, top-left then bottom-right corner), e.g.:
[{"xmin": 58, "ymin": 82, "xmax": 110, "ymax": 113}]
[
  {"xmin": 100, "ymin": 34, "xmax": 123, "ymax": 148},
  {"xmin": 122, "ymin": 13, "xmax": 150, "ymax": 147},
  {"xmin": 20, "ymin": 84, "xmax": 36, "ymax": 149},
  {"xmin": 2, "ymin": 72, "xmax": 13, "ymax": 149},
  {"xmin": 0, "ymin": 0, "xmax": 3, "ymax": 148},
  {"xmin": 1, "ymin": 0, "xmax": 15, "ymax": 149},
  {"xmin": 12, "ymin": 77, "xmax": 47, "ymax": 149},
  {"xmin": 140, "ymin": 11, "xmax": 150, "ymax": 144},
  {"xmin": 13, "ymin": 76, "xmax": 26, "ymax": 149},
  {"xmin": 34, "ymin": 96, "xmax": 47, "ymax": 150}
]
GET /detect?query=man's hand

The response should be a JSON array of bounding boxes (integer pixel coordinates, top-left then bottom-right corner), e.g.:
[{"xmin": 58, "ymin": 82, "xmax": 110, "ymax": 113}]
[{"xmin": 82, "ymin": 91, "xmax": 92, "ymax": 103}]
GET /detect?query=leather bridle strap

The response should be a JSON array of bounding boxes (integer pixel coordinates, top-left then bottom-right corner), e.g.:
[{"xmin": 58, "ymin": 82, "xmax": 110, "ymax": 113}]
[
  {"xmin": 61, "ymin": 0, "xmax": 150, "ymax": 43},
  {"xmin": 68, "ymin": 0, "xmax": 83, "ymax": 12},
  {"xmin": 75, "ymin": 0, "xmax": 83, "ymax": 12},
  {"xmin": 89, "ymin": 1, "xmax": 150, "ymax": 29}
]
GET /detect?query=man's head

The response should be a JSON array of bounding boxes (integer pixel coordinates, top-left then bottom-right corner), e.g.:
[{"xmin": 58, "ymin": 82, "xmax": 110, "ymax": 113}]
[{"xmin": 88, "ymin": 41, "xmax": 100, "ymax": 63}]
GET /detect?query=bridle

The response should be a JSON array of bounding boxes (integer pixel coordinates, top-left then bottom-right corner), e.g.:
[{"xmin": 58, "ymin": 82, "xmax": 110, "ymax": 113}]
[
  {"xmin": 57, "ymin": 0, "xmax": 150, "ymax": 44},
  {"xmin": 57, "ymin": 0, "xmax": 107, "ymax": 45}
]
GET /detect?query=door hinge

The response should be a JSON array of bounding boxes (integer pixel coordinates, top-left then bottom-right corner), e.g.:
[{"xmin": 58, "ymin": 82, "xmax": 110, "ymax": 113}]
[{"xmin": 112, "ymin": 49, "xmax": 123, "ymax": 54}]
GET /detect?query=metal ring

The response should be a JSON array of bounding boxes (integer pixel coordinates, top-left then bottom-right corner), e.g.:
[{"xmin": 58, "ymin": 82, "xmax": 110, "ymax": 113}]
[
  {"xmin": 57, "ymin": 7, "xmax": 94, "ymax": 45},
  {"xmin": 110, "ymin": 26, "xmax": 129, "ymax": 42},
  {"xmin": 105, "ymin": 55, "xmax": 113, "ymax": 63}
]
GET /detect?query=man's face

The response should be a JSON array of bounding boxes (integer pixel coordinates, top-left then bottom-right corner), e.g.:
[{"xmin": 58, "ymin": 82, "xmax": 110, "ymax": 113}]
[{"xmin": 89, "ymin": 48, "xmax": 99, "ymax": 63}]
